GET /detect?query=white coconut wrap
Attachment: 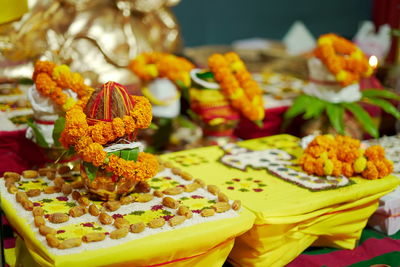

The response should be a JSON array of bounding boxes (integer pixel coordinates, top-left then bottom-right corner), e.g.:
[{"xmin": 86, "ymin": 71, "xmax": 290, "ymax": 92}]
[
  {"xmin": 26, "ymin": 85, "xmax": 77, "ymax": 146},
  {"xmin": 147, "ymin": 78, "xmax": 180, "ymax": 119},
  {"xmin": 303, "ymin": 57, "xmax": 361, "ymax": 103}
]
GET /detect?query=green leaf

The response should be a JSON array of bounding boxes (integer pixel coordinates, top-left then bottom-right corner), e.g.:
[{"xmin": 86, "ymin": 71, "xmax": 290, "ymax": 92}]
[
  {"xmin": 177, "ymin": 115, "xmax": 196, "ymax": 130},
  {"xmin": 284, "ymin": 95, "xmax": 312, "ymax": 120},
  {"xmin": 365, "ymin": 97, "xmax": 400, "ymax": 120},
  {"xmin": 83, "ymin": 161, "xmax": 98, "ymax": 182},
  {"xmin": 342, "ymin": 102, "xmax": 379, "ymax": 138},
  {"xmin": 175, "ymin": 80, "xmax": 187, "ymax": 90},
  {"xmin": 52, "ymin": 117, "xmax": 65, "ymax": 147},
  {"xmin": 120, "ymin": 147, "xmax": 139, "ymax": 162},
  {"xmin": 41, "ymin": 199, "xmax": 53, "ymax": 203},
  {"xmin": 362, "ymin": 89, "xmax": 400, "ymax": 100},
  {"xmin": 26, "ymin": 118, "xmax": 49, "ymax": 148},
  {"xmin": 326, "ymin": 104, "xmax": 345, "ymax": 134},
  {"xmin": 196, "ymin": 71, "xmax": 214, "ymax": 80},
  {"xmin": 303, "ymin": 98, "xmax": 327, "ymax": 120}
]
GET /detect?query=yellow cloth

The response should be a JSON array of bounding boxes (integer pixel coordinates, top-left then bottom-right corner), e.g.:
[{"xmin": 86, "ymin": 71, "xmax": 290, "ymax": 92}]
[
  {"xmin": 0, "ymin": 0, "xmax": 28, "ymax": 24},
  {"xmin": 162, "ymin": 134, "xmax": 400, "ymax": 267},
  {"xmin": 1, "ymin": 171, "xmax": 255, "ymax": 266},
  {"xmin": 2, "ymin": 192, "xmax": 254, "ymax": 267}
]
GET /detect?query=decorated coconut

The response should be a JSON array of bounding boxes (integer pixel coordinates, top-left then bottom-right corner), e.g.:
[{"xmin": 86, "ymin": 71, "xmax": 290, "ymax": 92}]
[
  {"xmin": 61, "ymin": 81, "xmax": 159, "ymax": 200},
  {"xmin": 27, "ymin": 61, "xmax": 93, "ymax": 161}
]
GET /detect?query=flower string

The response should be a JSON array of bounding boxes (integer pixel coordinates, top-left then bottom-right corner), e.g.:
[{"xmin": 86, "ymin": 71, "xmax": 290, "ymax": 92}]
[
  {"xmin": 129, "ymin": 52, "xmax": 194, "ymax": 88},
  {"xmin": 33, "ymin": 61, "xmax": 94, "ymax": 111},
  {"xmin": 208, "ymin": 52, "xmax": 264, "ymax": 122},
  {"xmin": 300, "ymin": 135, "xmax": 393, "ymax": 180},
  {"xmin": 314, "ymin": 34, "xmax": 373, "ymax": 86}
]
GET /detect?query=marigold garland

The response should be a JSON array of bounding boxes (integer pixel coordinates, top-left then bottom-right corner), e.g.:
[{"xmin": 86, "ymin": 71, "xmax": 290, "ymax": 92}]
[
  {"xmin": 32, "ymin": 61, "xmax": 94, "ymax": 111},
  {"xmin": 300, "ymin": 135, "xmax": 393, "ymax": 180},
  {"xmin": 129, "ymin": 52, "xmax": 195, "ymax": 88},
  {"xmin": 314, "ymin": 34, "xmax": 373, "ymax": 86},
  {"xmin": 61, "ymin": 94, "xmax": 158, "ymax": 182},
  {"xmin": 208, "ymin": 52, "xmax": 264, "ymax": 122}
]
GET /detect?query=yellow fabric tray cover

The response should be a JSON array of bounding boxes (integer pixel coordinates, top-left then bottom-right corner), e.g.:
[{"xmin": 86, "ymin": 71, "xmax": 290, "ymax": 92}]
[
  {"xmin": 0, "ymin": 168, "xmax": 255, "ymax": 267},
  {"xmin": 162, "ymin": 134, "xmax": 400, "ymax": 267}
]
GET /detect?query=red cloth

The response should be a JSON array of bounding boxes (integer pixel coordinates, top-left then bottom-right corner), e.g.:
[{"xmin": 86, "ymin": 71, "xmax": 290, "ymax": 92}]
[
  {"xmin": 234, "ymin": 106, "xmax": 288, "ymax": 139},
  {"xmin": 0, "ymin": 130, "xmax": 46, "ymax": 176},
  {"xmin": 287, "ymin": 237, "xmax": 400, "ymax": 267}
]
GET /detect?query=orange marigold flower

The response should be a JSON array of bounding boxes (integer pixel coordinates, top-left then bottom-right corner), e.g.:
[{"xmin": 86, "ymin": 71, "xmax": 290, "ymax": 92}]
[
  {"xmin": 90, "ymin": 122, "xmax": 109, "ymax": 145},
  {"xmin": 112, "ymin": 118, "xmax": 125, "ymax": 137},
  {"xmin": 342, "ymin": 162, "xmax": 354, "ymax": 177},
  {"xmin": 75, "ymin": 136, "xmax": 93, "ymax": 154},
  {"xmin": 374, "ymin": 160, "xmax": 390, "ymax": 178},
  {"xmin": 362, "ymin": 161, "xmax": 379, "ymax": 180},
  {"xmin": 130, "ymin": 95, "xmax": 152, "ymax": 129},
  {"xmin": 314, "ymin": 158, "xmax": 325, "ymax": 176},
  {"xmin": 364, "ymin": 145, "xmax": 385, "ymax": 161},
  {"xmin": 123, "ymin": 115, "xmax": 136, "ymax": 134}
]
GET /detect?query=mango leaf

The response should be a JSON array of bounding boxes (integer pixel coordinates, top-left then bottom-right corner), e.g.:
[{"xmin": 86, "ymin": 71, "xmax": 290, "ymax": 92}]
[
  {"xmin": 303, "ymin": 97, "xmax": 326, "ymax": 120},
  {"xmin": 362, "ymin": 89, "xmax": 400, "ymax": 100},
  {"xmin": 365, "ymin": 97, "xmax": 400, "ymax": 120},
  {"xmin": 120, "ymin": 147, "xmax": 139, "ymax": 162},
  {"xmin": 196, "ymin": 71, "xmax": 214, "ymax": 80},
  {"xmin": 52, "ymin": 117, "xmax": 65, "ymax": 147},
  {"xmin": 26, "ymin": 118, "xmax": 49, "ymax": 148},
  {"xmin": 326, "ymin": 103, "xmax": 345, "ymax": 134},
  {"xmin": 342, "ymin": 102, "xmax": 379, "ymax": 138},
  {"xmin": 284, "ymin": 94, "xmax": 312, "ymax": 120},
  {"xmin": 177, "ymin": 115, "xmax": 196, "ymax": 130},
  {"xmin": 83, "ymin": 162, "xmax": 98, "ymax": 182}
]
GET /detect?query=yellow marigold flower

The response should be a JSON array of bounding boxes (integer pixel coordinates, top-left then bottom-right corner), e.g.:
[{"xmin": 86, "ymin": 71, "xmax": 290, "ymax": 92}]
[
  {"xmin": 336, "ymin": 70, "xmax": 348, "ymax": 82},
  {"xmin": 62, "ymin": 97, "xmax": 77, "ymax": 111},
  {"xmin": 324, "ymin": 159, "xmax": 334, "ymax": 175},
  {"xmin": 353, "ymin": 156, "xmax": 367, "ymax": 173}
]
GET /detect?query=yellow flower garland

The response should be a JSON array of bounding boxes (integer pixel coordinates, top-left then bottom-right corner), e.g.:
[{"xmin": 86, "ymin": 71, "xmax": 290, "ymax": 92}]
[
  {"xmin": 208, "ymin": 52, "xmax": 264, "ymax": 122},
  {"xmin": 314, "ymin": 34, "xmax": 373, "ymax": 86},
  {"xmin": 129, "ymin": 52, "xmax": 195, "ymax": 88},
  {"xmin": 33, "ymin": 61, "xmax": 93, "ymax": 111}
]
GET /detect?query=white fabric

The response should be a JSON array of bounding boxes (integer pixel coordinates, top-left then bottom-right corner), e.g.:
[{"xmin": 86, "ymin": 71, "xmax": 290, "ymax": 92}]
[
  {"xmin": 190, "ymin": 69, "xmax": 220, "ymax": 90},
  {"xmin": 353, "ymin": 21, "xmax": 391, "ymax": 60},
  {"xmin": 148, "ymin": 78, "xmax": 180, "ymax": 119},
  {"xmin": 303, "ymin": 58, "xmax": 362, "ymax": 103},
  {"xmin": 26, "ymin": 85, "xmax": 77, "ymax": 146},
  {"xmin": 283, "ymin": 21, "xmax": 316, "ymax": 55},
  {"xmin": 103, "ymin": 141, "xmax": 144, "ymax": 153}
]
